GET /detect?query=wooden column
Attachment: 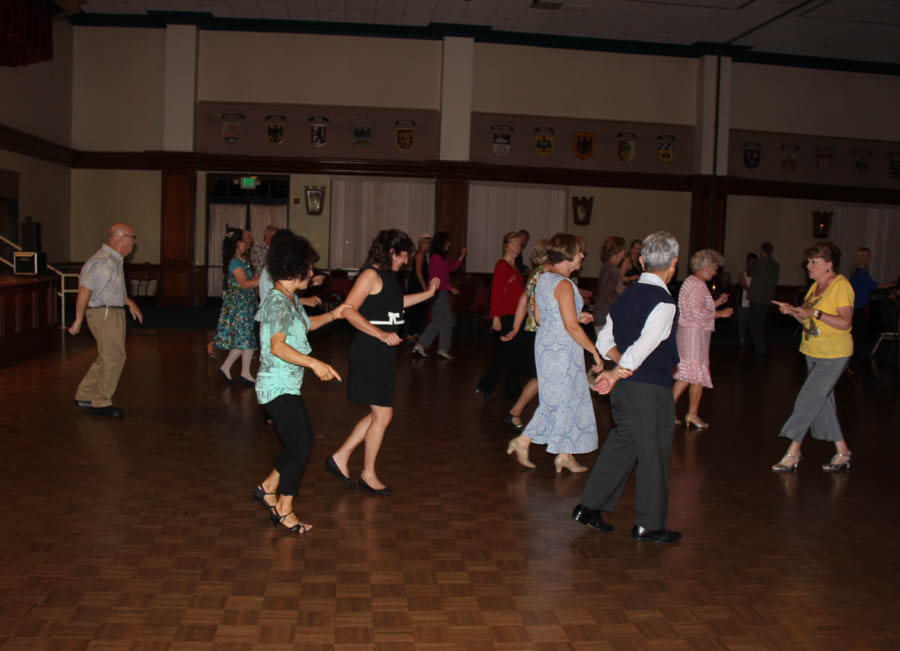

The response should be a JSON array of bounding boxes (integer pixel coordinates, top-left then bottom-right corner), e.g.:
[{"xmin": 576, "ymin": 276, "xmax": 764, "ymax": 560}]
[
  {"xmin": 689, "ymin": 178, "xmax": 727, "ymax": 258},
  {"xmin": 158, "ymin": 170, "xmax": 197, "ymax": 307},
  {"xmin": 434, "ymin": 178, "xmax": 469, "ymax": 261}
]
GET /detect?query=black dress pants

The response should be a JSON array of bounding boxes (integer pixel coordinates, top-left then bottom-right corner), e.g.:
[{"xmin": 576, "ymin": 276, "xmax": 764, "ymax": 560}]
[
  {"xmin": 476, "ymin": 314, "xmax": 522, "ymax": 402},
  {"xmin": 264, "ymin": 393, "xmax": 313, "ymax": 496},
  {"xmin": 580, "ymin": 381, "xmax": 675, "ymax": 531},
  {"xmin": 747, "ymin": 301, "xmax": 769, "ymax": 355}
]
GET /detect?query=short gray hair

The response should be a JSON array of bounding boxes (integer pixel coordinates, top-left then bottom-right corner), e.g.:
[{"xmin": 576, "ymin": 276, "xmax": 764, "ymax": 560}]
[
  {"xmin": 641, "ymin": 231, "xmax": 679, "ymax": 271},
  {"xmin": 690, "ymin": 249, "xmax": 724, "ymax": 273}
]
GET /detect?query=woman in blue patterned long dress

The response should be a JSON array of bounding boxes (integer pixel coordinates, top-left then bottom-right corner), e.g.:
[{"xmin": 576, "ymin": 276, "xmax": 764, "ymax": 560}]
[
  {"xmin": 506, "ymin": 233, "xmax": 601, "ymax": 473},
  {"xmin": 214, "ymin": 229, "xmax": 260, "ymax": 383}
]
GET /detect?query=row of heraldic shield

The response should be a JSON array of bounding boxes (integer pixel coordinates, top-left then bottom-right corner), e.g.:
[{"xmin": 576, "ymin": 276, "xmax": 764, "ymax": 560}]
[
  {"xmin": 220, "ymin": 114, "xmax": 417, "ymax": 150},
  {"xmin": 742, "ymin": 141, "xmax": 900, "ymax": 177},
  {"xmin": 489, "ymin": 126, "xmax": 674, "ymax": 163}
]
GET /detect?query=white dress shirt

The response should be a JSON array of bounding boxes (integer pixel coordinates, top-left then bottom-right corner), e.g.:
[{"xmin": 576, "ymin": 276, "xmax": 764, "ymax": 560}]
[{"xmin": 595, "ymin": 272, "xmax": 677, "ymax": 371}]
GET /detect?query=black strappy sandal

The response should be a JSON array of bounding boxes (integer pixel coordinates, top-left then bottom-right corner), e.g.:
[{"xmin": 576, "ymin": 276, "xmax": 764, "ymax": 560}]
[
  {"xmin": 270, "ymin": 507, "xmax": 312, "ymax": 535},
  {"xmin": 252, "ymin": 484, "xmax": 277, "ymax": 514}
]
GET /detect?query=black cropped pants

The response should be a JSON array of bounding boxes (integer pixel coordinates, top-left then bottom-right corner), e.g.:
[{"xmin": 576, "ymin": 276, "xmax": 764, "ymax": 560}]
[{"xmin": 264, "ymin": 393, "xmax": 313, "ymax": 497}]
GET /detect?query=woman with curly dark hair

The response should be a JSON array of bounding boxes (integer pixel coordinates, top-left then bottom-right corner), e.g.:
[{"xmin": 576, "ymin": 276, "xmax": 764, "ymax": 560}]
[
  {"xmin": 214, "ymin": 228, "xmax": 259, "ymax": 382},
  {"xmin": 326, "ymin": 229, "xmax": 440, "ymax": 495},
  {"xmin": 252, "ymin": 230, "xmax": 345, "ymax": 535}
]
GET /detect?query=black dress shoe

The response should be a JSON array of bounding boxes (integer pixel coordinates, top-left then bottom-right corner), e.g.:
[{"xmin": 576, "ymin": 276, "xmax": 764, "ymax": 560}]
[
  {"xmin": 359, "ymin": 477, "xmax": 392, "ymax": 496},
  {"xmin": 325, "ymin": 457, "xmax": 356, "ymax": 488},
  {"xmin": 90, "ymin": 405, "xmax": 124, "ymax": 418},
  {"xmin": 504, "ymin": 412, "xmax": 525, "ymax": 431},
  {"xmin": 631, "ymin": 524, "xmax": 682, "ymax": 543},
  {"xmin": 74, "ymin": 400, "xmax": 91, "ymax": 408},
  {"xmin": 474, "ymin": 387, "xmax": 494, "ymax": 402},
  {"xmin": 217, "ymin": 369, "xmax": 232, "ymax": 383},
  {"xmin": 572, "ymin": 504, "xmax": 614, "ymax": 532},
  {"xmin": 237, "ymin": 376, "xmax": 255, "ymax": 386}
]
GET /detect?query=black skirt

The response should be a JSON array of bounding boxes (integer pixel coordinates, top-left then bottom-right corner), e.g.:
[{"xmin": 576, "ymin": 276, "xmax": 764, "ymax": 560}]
[{"xmin": 347, "ymin": 333, "xmax": 397, "ymax": 407}]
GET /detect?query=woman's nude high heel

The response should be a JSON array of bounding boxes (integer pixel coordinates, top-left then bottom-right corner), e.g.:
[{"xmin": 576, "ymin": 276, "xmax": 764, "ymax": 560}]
[
  {"xmin": 771, "ymin": 451, "xmax": 801, "ymax": 472},
  {"xmin": 506, "ymin": 438, "xmax": 535, "ymax": 469},
  {"xmin": 554, "ymin": 455, "xmax": 587, "ymax": 474},
  {"xmin": 684, "ymin": 414, "xmax": 710, "ymax": 429}
]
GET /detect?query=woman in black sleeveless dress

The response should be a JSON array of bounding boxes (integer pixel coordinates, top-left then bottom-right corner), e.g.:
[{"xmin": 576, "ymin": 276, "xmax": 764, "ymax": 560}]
[{"xmin": 325, "ymin": 230, "xmax": 439, "ymax": 495}]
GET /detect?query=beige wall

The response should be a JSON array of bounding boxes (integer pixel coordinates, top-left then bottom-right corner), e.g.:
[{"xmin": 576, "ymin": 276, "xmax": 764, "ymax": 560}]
[
  {"xmin": 0, "ymin": 150, "xmax": 71, "ymax": 263},
  {"xmin": 71, "ymin": 27, "xmax": 165, "ymax": 151},
  {"xmin": 567, "ymin": 187, "xmax": 692, "ymax": 278},
  {"xmin": 0, "ymin": 22, "xmax": 73, "ymax": 146},
  {"xmin": 70, "ymin": 169, "xmax": 162, "ymax": 263},
  {"xmin": 724, "ymin": 195, "xmax": 837, "ymax": 286},
  {"xmin": 474, "ymin": 44, "xmax": 697, "ymax": 125},
  {"xmin": 731, "ymin": 63, "xmax": 900, "ymax": 141},
  {"xmin": 198, "ymin": 32, "xmax": 442, "ymax": 109},
  {"xmin": 290, "ymin": 174, "xmax": 332, "ymax": 268}
]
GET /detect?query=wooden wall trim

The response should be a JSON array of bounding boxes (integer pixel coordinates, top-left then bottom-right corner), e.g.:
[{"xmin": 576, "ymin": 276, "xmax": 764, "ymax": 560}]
[
  {"xmin": 3, "ymin": 142, "xmax": 890, "ymax": 205},
  {"xmin": 718, "ymin": 176, "xmax": 900, "ymax": 204},
  {"xmin": 0, "ymin": 124, "xmax": 75, "ymax": 167}
]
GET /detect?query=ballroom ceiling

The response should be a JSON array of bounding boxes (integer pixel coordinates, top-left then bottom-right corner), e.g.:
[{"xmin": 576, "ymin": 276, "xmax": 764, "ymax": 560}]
[{"xmin": 73, "ymin": 0, "xmax": 900, "ymax": 66}]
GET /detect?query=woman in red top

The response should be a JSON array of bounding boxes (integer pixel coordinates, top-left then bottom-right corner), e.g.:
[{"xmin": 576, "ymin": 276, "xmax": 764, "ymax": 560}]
[{"xmin": 475, "ymin": 232, "xmax": 527, "ymax": 404}]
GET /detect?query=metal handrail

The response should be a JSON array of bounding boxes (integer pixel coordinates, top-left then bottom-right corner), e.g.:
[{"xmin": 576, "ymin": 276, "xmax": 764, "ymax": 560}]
[{"xmin": 0, "ymin": 234, "xmax": 80, "ymax": 330}]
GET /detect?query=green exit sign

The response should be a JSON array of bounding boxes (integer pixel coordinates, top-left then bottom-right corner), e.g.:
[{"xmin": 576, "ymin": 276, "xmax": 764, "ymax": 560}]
[{"xmin": 240, "ymin": 176, "xmax": 257, "ymax": 189}]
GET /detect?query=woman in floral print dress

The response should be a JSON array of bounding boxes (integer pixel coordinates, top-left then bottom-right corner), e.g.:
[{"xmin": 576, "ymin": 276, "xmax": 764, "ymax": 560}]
[{"xmin": 214, "ymin": 228, "xmax": 260, "ymax": 383}]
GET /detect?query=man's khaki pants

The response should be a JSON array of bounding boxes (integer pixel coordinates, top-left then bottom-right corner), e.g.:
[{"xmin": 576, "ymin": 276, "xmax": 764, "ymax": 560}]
[{"xmin": 75, "ymin": 307, "xmax": 127, "ymax": 408}]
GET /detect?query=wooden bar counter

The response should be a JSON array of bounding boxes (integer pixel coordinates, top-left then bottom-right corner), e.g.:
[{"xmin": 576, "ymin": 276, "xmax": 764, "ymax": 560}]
[{"xmin": 0, "ymin": 273, "xmax": 58, "ymax": 365}]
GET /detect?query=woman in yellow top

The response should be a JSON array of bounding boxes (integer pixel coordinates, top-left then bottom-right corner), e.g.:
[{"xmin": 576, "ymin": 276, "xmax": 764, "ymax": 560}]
[{"xmin": 771, "ymin": 241, "xmax": 855, "ymax": 473}]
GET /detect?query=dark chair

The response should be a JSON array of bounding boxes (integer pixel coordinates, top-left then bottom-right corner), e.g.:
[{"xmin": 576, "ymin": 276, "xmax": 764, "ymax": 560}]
[{"xmin": 322, "ymin": 269, "xmax": 353, "ymax": 310}]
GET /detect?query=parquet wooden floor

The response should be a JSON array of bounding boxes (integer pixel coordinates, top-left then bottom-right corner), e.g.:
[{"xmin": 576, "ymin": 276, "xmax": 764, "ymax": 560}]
[{"xmin": 1, "ymin": 326, "xmax": 899, "ymax": 650}]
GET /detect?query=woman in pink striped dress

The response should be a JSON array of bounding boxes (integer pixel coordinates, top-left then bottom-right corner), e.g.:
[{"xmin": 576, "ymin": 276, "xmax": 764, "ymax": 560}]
[{"xmin": 672, "ymin": 250, "xmax": 733, "ymax": 429}]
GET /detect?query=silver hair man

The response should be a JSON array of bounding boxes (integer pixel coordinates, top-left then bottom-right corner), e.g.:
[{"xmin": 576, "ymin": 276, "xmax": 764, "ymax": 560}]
[{"xmin": 640, "ymin": 231, "xmax": 679, "ymax": 272}]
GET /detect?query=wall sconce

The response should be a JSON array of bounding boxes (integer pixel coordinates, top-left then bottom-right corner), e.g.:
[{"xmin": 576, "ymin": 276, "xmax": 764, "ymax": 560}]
[
  {"xmin": 304, "ymin": 186, "xmax": 326, "ymax": 216},
  {"xmin": 812, "ymin": 210, "xmax": 833, "ymax": 238},
  {"xmin": 572, "ymin": 196, "xmax": 594, "ymax": 226}
]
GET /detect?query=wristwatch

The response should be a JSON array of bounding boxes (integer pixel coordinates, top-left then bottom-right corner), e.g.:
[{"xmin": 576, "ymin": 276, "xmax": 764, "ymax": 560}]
[{"xmin": 814, "ymin": 309, "xmax": 822, "ymax": 320}]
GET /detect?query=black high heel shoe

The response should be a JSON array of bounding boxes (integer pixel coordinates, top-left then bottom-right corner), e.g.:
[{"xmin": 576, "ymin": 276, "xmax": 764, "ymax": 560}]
[
  {"xmin": 504, "ymin": 412, "xmax": 525, "ymax": 431},
  {"xmin": 270, "ymin": 507, "xmax": 312, "ymax": 534},
  {"xmin": 252, "ymin": 484, "xmax": 277, "ymax": 514},
  {"xmin": 474, "ymin": 387, "xmax": 494, "ymax": 402},
  {"xmin": 217, "ymin": 369, "xmax": 232, "ymax": 383}
]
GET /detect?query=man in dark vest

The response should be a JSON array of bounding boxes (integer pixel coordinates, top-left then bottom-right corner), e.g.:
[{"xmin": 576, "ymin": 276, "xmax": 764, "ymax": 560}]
[{"xmin": 572, "ymin": 231, "xmax": 682, "ymax": 543}]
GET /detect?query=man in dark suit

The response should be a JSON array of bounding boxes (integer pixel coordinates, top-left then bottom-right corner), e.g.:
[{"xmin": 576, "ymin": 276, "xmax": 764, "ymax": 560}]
[
  {"xmin": 571, "ymin": 231, "xmax": 682, "ymax": 543},
  {"xmin": 747, "ymin": 241, "xmax": 780, "ymax": 355}
]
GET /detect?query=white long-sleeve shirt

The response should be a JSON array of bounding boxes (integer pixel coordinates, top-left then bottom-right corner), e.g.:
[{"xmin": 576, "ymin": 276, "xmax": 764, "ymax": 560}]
[{"xmin": 595, "ymin": 272, "xmax": 677, "ymax": 371}]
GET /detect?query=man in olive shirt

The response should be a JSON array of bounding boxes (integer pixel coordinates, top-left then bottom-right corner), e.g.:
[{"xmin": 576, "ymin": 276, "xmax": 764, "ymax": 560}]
[
  {"xmin": 747, "ymin": 241, "xmax": 780, "ymax": 356},
  {"xmin": 68, "ymin": 223, "xmax": 143, "ymax": 417}
]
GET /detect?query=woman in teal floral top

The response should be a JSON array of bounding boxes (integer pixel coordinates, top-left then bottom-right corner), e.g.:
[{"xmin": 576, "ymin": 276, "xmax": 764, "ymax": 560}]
[
  {"xmin": 214, "ymin": 229, "xmax": 260, "ymax": 383},
  {"xmin": 253, "ymin": 231, "xmax": 345, "ymax": 535}
]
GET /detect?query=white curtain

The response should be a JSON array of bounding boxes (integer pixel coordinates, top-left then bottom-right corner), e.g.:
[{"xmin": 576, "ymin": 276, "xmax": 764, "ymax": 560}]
[
  {"xmin": 330, "ymin": 177, "xmax": 435, "ymax": 268},
  {"xmin": 207, "ymin": 203, "xmax": 246, "ymax": 297},
  {"xmin": 466, "ymin": 182, "xmax": 568, "ymax": 273},
  {"xmin": 249, "ymin": 204, "xmax": 287, "ymax": 246},
  {"xmin": 831, "ymin": 205, "xmax": 900, "ymax": 281}
]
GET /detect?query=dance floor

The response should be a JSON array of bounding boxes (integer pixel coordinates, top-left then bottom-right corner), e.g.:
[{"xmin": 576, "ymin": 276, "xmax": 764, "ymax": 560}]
[{"xmin": 1, "ymin": 326, "xmax": 899, "ymax": 649}]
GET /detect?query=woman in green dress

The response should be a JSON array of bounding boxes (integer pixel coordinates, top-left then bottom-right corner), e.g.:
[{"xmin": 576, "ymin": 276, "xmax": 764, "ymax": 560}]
[
  {"xmin": 215, "ymin": 229, "xmax": 260, "ymax": 383},
  {"xmin": 252, "ymin": 231, "xmax": 344, "ymax": 535}
]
